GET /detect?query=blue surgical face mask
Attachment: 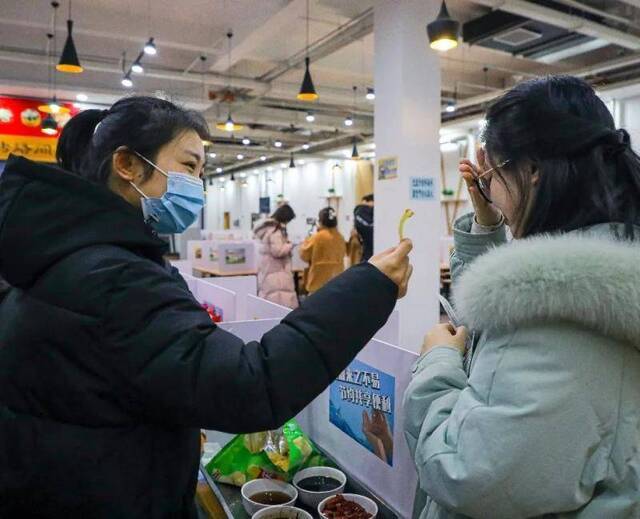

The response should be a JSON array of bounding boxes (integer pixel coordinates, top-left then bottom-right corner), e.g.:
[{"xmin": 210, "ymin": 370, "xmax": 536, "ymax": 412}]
[{"xmin": 129, "ymin": 151, "xmax": 205, "ymax": 234}]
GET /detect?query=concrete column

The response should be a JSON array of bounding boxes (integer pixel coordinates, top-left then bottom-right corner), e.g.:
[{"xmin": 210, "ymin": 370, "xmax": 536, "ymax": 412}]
[{"xmin": 374, "ymin": 0, "xmax": 442, "ymax": 351}]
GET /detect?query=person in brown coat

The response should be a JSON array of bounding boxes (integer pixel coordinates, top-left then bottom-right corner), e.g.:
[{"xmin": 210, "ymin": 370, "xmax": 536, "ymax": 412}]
[{"xmin": 300, "ymin": 207, "xmax": 347, "ymax": 294}]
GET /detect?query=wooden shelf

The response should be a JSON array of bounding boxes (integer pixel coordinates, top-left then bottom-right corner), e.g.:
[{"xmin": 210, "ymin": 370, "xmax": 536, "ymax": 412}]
[{"xmin": 441, "ymin": 198, "xmax": 467, "ymax": 203}]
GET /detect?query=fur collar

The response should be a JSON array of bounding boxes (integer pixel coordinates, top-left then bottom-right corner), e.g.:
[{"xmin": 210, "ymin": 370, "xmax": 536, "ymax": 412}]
[{"xmin": 453, "ymin": 225, "xmax": 640, "ymax": 346}]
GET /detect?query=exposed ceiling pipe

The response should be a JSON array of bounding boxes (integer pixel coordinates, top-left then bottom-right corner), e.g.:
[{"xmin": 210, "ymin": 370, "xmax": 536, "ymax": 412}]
[
  {"xmin": 553, "ymin": 0, "xmax": 640, "ymax": 29},
  {"xmin": 617, "ymin": 0, "xmax": 640, "ymax": 9},
  {"xmin": 0, "ymin": 17, "xmax": 224, "ymax": 56},
  {"xmin": 258, "ymin": 7, "xmax": 373, "ymax": 83},
  {"xmin": 450, "ymin": 51, "xmax": 640, "ymax": 112},
  {"xmin": 469, "ymin": 0, "xmax": 640, "ymax": 50}
]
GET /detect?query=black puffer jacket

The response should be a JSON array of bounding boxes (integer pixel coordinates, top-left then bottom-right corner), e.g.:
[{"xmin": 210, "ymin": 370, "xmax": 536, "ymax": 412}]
[{"xmin": 0, "ymin": 156, "xmax": 397, "ymax": 518}]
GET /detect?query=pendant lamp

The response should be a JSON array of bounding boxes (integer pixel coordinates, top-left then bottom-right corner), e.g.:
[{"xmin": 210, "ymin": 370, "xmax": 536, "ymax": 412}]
[
  {"xmin": 57, "ymin": 1, "xmax": 83, "ymax": 73},
  {"xmin": 427, "ymin": 1, "xmax": 459, "ymax": 52},
  {"xmin": 351, "ymin": 140, "xmax": 360, "ymax": 160},
  {"xmin": 289, "ymin": 154, "xmax": 296, "ymax": 168},
  {"xmin": 216, "ymin": 31, "xmax": 244, "ymax": 132},
  {"xmin": 297, "ymin": 0, "xmax": 318, "ymax": 101},
  {"xmin": 41, "ymin": 114, "xmax": 58, "ymax": 135},
  {"xmin": 38, "ymin": 95, "xmax": 70, "ymax": 115}
]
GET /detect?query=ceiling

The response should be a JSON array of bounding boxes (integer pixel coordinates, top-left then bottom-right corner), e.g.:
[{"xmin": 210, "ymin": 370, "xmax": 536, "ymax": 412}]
[{"xmin": 3, "ymin": 0, "xmax": 640, "ymax": 176}]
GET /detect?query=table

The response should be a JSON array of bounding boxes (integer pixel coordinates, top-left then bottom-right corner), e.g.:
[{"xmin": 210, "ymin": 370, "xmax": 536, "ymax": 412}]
[{"xmin": 193, "ymin": 266, "xmax": 258, "ymax": 278}]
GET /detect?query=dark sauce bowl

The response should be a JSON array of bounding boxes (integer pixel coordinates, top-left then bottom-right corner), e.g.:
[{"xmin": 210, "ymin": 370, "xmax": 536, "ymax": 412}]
[{"xmin": 292, "ymin": 467, "xmax": 347, "ymax": 509}]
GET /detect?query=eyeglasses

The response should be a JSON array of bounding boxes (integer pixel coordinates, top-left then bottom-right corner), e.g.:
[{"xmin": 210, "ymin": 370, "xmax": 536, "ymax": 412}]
[{"xmin": 474, "ymin": 159, "xmax": 510, "ymax": 203}]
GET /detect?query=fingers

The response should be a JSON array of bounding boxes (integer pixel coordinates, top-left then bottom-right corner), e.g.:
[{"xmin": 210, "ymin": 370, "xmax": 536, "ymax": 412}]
[
  {"xmin": 390, "ymin": 239, "xmax": 413, "ymax": 260},
  {"xmin": 455, "ymin": 325, "xmax": 469, "ymax": 341}
]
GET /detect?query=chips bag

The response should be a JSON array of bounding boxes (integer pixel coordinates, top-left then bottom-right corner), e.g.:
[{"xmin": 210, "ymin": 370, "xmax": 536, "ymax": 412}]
[{"xmin": 205, "ymin": 420, "xmax": 328, "ymax": 486}]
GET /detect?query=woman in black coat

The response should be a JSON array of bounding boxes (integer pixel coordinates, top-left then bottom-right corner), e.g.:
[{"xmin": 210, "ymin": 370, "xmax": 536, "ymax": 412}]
[{"xmin": 0, "ymin": 97, "xmax": 412, "ymax": 518}]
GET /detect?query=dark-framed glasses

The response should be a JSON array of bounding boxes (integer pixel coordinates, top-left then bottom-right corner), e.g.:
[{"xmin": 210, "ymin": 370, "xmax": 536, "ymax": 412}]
[{"xmin": 474, "ymin": 159, "xmax": 510, "ymax": 204}]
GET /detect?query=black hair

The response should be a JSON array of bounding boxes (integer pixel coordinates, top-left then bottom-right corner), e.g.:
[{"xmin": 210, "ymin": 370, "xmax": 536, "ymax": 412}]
[
  {"xmin": 362, "ymin": 194, "xmax": 374, "ymax": 203},
  {"xmin": 483, "ymin": 75, "xmax": 640, "ymax": 238},
  {"xmin": 57, "ymin": 96, "xmax": 209, "ymax": 184},
  {"xmin": 272, "ymin": 204, "xmax": 295, "ymax": 224},
  {"xmin": 318, "ymin": 207, "xmax": 338, "ymax": 228}
]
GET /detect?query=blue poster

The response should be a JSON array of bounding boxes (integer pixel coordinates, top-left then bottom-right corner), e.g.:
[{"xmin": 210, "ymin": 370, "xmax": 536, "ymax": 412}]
[
  {"xmin": 410, "ymin": 176, "xmax": 436, "ymax": 200},
  {"xmin": 329, "ymin": 359, "xmax": 395, "ymax": 466}
]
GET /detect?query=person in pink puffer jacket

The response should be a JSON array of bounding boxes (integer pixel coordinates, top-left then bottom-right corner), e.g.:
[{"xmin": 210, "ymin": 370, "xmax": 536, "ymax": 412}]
[{"xmin": 254, "ymin": 204, "xmax": 299, "ymax": 308}]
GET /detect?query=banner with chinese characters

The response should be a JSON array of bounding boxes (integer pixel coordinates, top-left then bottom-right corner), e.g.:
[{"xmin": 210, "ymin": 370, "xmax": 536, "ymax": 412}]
[
  {"xmin": 0, "ymin": 96, "xmax": 77, "ymax": 162},
  {"xmin": 329, "ymin": 359, "xmax": 395, "ymax": 466}
]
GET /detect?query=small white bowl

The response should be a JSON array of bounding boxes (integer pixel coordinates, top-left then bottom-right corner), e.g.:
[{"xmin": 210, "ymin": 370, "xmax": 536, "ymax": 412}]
[
  {"xmin": 318, "ymin": 493, "xmax": 379, "ymax": 519},
  {"xmin": 252, "ymin": 505, "xmax": 313, "ymax": 519},
  {"xmin": 241, "ymin": 479, "xmax": 298, "ymax": 516},
  {"xmin": 292, "ymin": 467, "xmax": 347, "ymax": 509}
]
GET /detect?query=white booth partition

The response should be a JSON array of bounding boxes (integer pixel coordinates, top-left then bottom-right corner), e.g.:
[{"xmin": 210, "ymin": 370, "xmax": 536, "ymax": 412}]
[
  {"xmin": 246, "ymin": 295, "xmax": 291, "ymax": 320},
  {"xmin": 195, "ymin": 279, "xmax": 237, "ymax": 322},
  {"xmin": 205, "ymin": 275, "xmax": 257, "ymax": 322}
]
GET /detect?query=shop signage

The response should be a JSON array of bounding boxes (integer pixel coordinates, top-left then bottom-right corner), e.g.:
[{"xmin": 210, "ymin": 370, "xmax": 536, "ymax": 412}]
[
  {"xmin": 410, "ymin": 176, "xmax": 436, "ymax": 200},
  {"xmin": 377, "ymin": 156, "xmax": 398, "ymax": 180},
  {"xmin": 0, "ymin": 96, "xmax": 77, "ymax": 162}
]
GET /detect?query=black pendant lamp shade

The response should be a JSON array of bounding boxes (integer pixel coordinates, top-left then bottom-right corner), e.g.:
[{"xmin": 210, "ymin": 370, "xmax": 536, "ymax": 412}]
[
  {"xmin": 57, "ymin": 19, "xmax": 83, "ymax": 73},
  {"xmin": 297, "ymin": 57, "xmax": 318, "ymax": 101},
  {"xmin": 41, "ymin": 114, "xmax": 58, "ymax": 135},
  {"xmin": 289, "ymin": 153, "xmax": 296, "ymax": 168},
  {"xmin": 427, "ymin": 1, "xmax": 459, "ymax": 52},
  {"xmin": 351, "ymin": 141, "xmax": 360, "ymax": 160}
]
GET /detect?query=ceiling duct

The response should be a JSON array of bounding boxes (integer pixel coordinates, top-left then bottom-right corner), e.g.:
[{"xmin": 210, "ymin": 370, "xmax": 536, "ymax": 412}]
[{"xmin": 463, "ymin": 8, "xmax": 599, "ymax": 62}]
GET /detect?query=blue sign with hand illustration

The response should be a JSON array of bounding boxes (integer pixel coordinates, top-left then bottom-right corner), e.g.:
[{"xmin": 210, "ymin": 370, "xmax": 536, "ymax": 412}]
[
  {"xmin": 329, "ymin": 359, "xmax": 395, "ymax": 466},
  {"xmin": 410, "ymin": 176, "xmax": 435, "ymax": 201}
]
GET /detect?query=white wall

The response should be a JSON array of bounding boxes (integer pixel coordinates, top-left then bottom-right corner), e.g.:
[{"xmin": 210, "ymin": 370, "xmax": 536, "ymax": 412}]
[{"xmin": 204, "ymin": 158, "xmax": 362, "ymax": 241}]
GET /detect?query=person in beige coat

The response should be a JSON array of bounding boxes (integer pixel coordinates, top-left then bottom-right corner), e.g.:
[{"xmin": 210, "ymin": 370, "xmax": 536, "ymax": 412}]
[
  {"xmin": 254, "ymin": 204, "xmax": 298, "ymax": 308},
  {"xmin": 300, "ymin": 207, "xmax": 347, "ymax": 294}
]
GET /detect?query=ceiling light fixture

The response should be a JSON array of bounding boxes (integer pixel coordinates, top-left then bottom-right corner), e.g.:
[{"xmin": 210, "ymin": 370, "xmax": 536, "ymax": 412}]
[
  {"xmin": 344, "ymin": 116, "xmax": 353, "ymax": 127},
  {"xmin": 297, "ymin": 0, "xmax": 319, "ymax": 101},
  {"xmin": 366, "ymin": 87, "xmax": 375, "ymax": 101},
  {"xmin": 121, "ymin": 73, "xmax": 133, "ymax": 88},
  {"xmin": 216, "ymin": 167, "xmax": 223, "ymax": 173},
  {"xmin": 41, "ymin": 7, "xmax": 70, "ymax": 115},
  {"xmin": 305, "ymin": 111, "xmax": 315, "ymax": 123},
  {"xmin": 289, "ymin": 153, "xmax": 296, "ymax": 168},
  {"xmin": 208, "ymin": 152, "xmax": 217, "ymax": 158},
  {"xmin": 260, "ymin": 155, "xmax": 267, "ymax": 161},
  {"xmin": 427, "ymin": 1, "xmax": 459, "ymax": 52},
  {"xmin": 237, "ymin": 153, "xmax": 244, "ymax": 160},
  {"xmin": 302, "ymin": 143, "xmax": 310, "ymax": 150},
  {"xmin": 445, "ymin": 101, "xmax": 456, "ymax": 113},
  {"xmin": 75, "ymin": 93, "xmax": 87, "ymax": 101},
  {"xmin": 274, "ymin": 140, "xmax": 283, "ymax": 148},
  {"xmin": 242, "ymin": 137, "xmax": 251, "ymax": 145},
  {"xmin": 41, "ymin": 113, "xmax": 58, "ymax": 135},
  {"xmin": 215, "ymin": 32, "xmax": 243, "ymax": 132},
  {"xmin": 57, "ymin": 0, "xmax": 83, "ymax": 73},
  {"xmin": 131, "ymin": 60, "xmax": 144, "ymax": 74},
  {"xmin": 144, "ymin": 37, "xmax": 157, "ymax": 55},
  {"xmin": 351, "ymin": 139, "xmax": 360, "ymax": 160}
]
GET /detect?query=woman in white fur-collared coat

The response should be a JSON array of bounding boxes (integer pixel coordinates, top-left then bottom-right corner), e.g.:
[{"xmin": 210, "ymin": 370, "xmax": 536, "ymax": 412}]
[{"xmin": 404, "ymin": 76, "xmax": 640, "ymax": 519}]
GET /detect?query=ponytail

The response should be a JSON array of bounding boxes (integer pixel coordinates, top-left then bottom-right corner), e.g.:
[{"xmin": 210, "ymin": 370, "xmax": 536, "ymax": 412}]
[
  {"xmin": 56, "ymin": 109, "xmax": 105, "ymax": 174},
  {"xmin": 56, "ymin": 96, "xmax": 209, "ymax": 185}
]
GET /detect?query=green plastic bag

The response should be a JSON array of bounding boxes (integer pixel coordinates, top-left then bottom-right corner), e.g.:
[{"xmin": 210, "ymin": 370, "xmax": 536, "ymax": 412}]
[{"xmin": 205, "ymin": 419, "xmax": 329, "ymax": 486}]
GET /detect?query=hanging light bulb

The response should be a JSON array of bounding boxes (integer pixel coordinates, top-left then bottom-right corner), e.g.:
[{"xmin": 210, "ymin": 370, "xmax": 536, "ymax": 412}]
[
  {"xmin": 216, "ymin": 114, "xmax": 243, "ymax": 132},
  {"xmin": 131, "ymin": 60, "xmax": 144, "ymax": 74},
  {"xmin": 305, "ymin": 111, "xmax": 315, "ymax": 123},
  {"xmin": 260, "ymin": 155, "xmax": 267, "ymax": 161},
  {"xmin": 365, "ymin": 87, "xmax": 375, "ymax": 101},
  {"xmin": 427, "ymin": 1, "xmax": 459, "ymax": 52},
  {"xmin": 208, "ymin": 152, "xmax": 217, "ymax": 158},
  {"xmin": 216, "ymin": 167, "xmax": 223, "ymax": 173},
  {"xmin": 302, "ymin": 143, "xmax": 310, "ymax": 150},
  {"xmin": 445, "ymin": 101, "xmax": 456, "ymax": 113},
  {"xmin": 38, "ymin": 95, "xmax": 70, "ymax": 115},
  {"xmin": 242, "ymin": 137, "xmax": 251, "ymax": 145},
  {"xmin": 76, "ymin": 93, "xmax": 88, "ymax": 101},
  {"xmin": 57, "ymin": 1, "xmax": 83, "ymax": 74},
  {"xmin": 289, "ymin": 154, "xmax": 296, "ymax": 168},
  {"xmin": 297, "ymin": 0, "xmax": 319, "ymax": 101},
  {"xmin": 344, "ymin": 116, "xmax": 353, "ymax": 127},
  {"xmin": 41, "ymin": 113, "xmax": 58, "ymax": 135},
  {"xmin": 236, "ymin": 153, "xmax": 244, "ymax": 160},
  {"xmin": 274, "ymin": 140, "xmax": 283, "ymax": 148},
  {"xmin": 121, "ymin": 74, "xmax": 133, "ymax": 88},
  {"xmin": 144, "ymin": 37, "xmax": 157, "ymax": 55}
]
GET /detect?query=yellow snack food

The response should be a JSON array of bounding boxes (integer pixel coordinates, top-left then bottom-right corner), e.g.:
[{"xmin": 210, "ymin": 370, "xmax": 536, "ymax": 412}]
[{"xmin": 398, "ymin": 209, "xmax": 415, "ymax": 240}]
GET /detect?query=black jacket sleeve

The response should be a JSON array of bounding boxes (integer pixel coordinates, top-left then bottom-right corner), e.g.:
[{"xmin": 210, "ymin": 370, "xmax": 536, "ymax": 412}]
[{"xmin": 102, "ymin": 260, "xmax": 397, "ymax": 432}]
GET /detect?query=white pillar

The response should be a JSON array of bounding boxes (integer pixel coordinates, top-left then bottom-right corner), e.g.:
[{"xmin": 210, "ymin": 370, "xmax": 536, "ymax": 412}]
[{"xmin": 374, "ymin": 0, "xmax": 442, "ymax": 351}]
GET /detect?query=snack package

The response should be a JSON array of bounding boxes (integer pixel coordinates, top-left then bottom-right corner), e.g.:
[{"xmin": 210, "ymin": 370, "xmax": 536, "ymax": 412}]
[{"xmin": 205, "ymin": 420, "xmax": 329, "ymax": 486}]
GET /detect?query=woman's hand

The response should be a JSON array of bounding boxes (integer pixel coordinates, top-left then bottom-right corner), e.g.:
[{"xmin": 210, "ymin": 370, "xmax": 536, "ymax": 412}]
[
  {"xmin": 459, "ymin": 148, "xmax": 502, "ymax": 226},
  {"xmin": 421, "ymin": 323, "xmax": 468, "ymax": 355},
  {"xmin": 369, "ymin": 239, "xmax": 413, "ymax": 299}
]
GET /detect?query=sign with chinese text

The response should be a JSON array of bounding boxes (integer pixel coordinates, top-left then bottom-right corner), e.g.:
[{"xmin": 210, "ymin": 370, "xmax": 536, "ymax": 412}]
[
  {"xmin": 0, "ymin": 96, "xmax": 77, "ymax": 162},
  {"xmin": 329, "ymin": 359, "xmax": 395, "ymax": 466},
  {"xmin": 410, "ymin": 176, "xmax": 436, "ymax": 200}
]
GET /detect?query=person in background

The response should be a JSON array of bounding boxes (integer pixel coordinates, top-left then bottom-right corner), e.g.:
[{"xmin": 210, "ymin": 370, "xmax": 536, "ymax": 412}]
[
  {"xmin": 0, "ymin": 96, "xmax": 413, "ymax": 519},
  {"xmin": 299, "ymin": 207, "xmax": 347, "ymax": 295},
  {"xmin": 403, "ymin": 76, "xmax": 640, "ymax": 518},
  {"xmin": 254, "ymin": 203, "xmax": 298, "ymax": 308},
  {"xmin": 354, "ymin": 193, "xmax": 374, "ymax": 262}
]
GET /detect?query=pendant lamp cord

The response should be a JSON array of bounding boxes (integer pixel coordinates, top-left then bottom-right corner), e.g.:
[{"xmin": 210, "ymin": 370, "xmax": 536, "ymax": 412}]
[
  {"xmin": 306, "ymin": 0, "xmax": 309, "ymax": 55},
  {"xmin": 68, "ymin": 0, "xmax": 72, "ymax": 19},
  {"xmin": 52, "ymin": 2, "xmax": 57, "ymax": 97}
]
